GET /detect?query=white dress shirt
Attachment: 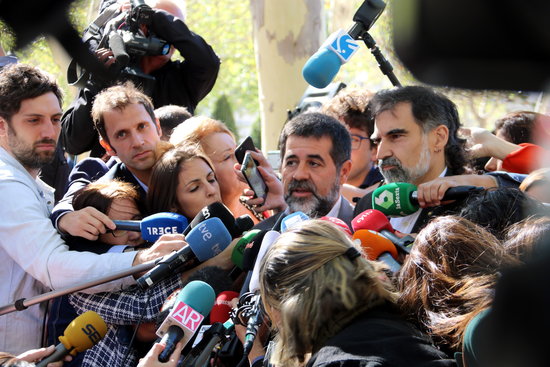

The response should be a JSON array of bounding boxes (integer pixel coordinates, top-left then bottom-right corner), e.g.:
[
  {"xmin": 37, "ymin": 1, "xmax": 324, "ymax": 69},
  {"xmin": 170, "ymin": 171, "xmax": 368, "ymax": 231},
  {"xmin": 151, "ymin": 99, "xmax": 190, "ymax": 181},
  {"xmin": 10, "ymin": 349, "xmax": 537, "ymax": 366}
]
[{"xmin": 0, "ymin": 147, "xmax": 137, "ymax": 354}]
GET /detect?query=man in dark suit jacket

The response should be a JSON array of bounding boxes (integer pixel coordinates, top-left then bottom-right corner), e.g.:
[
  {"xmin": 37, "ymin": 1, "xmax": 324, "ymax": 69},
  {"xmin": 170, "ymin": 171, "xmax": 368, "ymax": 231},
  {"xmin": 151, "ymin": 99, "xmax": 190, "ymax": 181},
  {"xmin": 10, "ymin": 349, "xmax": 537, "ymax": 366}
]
[
  {"xmin": 353, "ymin": 86, "xmax": 471, "ymax": 234},
  {"xmin": 254, "ymin": 112, "xmax": 355, "ymax": 231},
  {"xmin": 53, "ymin": 84, "xmax": 162, "ymax": 240}
]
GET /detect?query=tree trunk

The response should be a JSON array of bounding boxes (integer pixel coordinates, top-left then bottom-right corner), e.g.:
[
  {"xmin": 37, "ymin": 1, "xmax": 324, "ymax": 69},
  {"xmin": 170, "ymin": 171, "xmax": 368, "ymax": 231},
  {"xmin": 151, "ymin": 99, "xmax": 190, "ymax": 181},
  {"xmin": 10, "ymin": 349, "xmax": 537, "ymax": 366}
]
[{"xmin": 250, "ymin": 0, "xmax": 323, "ymax": 151}]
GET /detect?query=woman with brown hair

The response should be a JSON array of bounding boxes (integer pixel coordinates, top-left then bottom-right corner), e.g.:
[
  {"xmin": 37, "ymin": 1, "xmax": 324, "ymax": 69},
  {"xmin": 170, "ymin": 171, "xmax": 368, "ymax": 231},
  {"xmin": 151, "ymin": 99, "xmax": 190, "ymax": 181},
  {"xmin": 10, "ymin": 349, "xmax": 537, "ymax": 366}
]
[
  {"xmin": 169, "ymin": 116, "xmax": 265, "ymax": 223},
  {"xmin": 146, "ymin": 143, "xmax": 222, "ymax": 219},
  {"xmin": 397, "ymin": 215, "xmax": 521, "ymax": 355}
]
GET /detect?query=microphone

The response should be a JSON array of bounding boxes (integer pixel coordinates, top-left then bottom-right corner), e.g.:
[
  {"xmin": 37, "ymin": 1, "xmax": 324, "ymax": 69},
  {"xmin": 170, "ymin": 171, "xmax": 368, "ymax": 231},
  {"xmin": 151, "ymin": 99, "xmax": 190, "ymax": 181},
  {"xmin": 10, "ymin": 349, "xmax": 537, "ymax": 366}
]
[
  {"xmin": 113, "ymin": 212, "xmax": 188, "ymax": 242},
  {"xmin": 352, "ymin": 209, "xmax": 414, "ymax": 253},
  {"xmin": 302, "ymin": 30, "xmax": 360, "ymax": 88},
  {"xmin": 242, "ymin": 293, "xmax": 263, "ymax": 356},
  {"xmin": 137, "ymin": 217, "xmax": 232, "ymax": 289},
  {"xmin": 320, "ymin": 216, "xmax": 353, "ymax": 236},
  {"xmin": 372, "ymin": 182, "xmax": 485, "ymax": 217},
  {"xmin": 210, "ymin": 291, "xmax": 240, "ymax": 324},
  {"xmin": 183, "ymin": 202, "xmax": 254, "ymax": 238},
  {"xmin": 302, "ymin": 0, "xmax": 386, "ymax": 88},
  {"xmin": 352, "ymin": 229, "xmax": 401, "ymax": 272},
  {"xmin": 36, "ymin": 311, "xmax": 107, "ymax": 367},
  {"xmin": 156, "ymin": 280, "xmax": 216, "ymax": 362},
  {"xmin": 231, "ymin": 229, "xmax": 261, "ymax": 270},
  {"xmin": 280, "ymin": 211, "xmax": 309, "ymax": 232}
]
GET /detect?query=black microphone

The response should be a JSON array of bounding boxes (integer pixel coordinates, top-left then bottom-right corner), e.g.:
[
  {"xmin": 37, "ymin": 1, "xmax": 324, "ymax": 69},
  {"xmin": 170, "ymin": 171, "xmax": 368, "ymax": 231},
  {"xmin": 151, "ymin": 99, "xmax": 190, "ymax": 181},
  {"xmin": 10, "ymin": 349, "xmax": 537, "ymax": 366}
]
[
  {"xmin": 137, "ymin": 218, "xmax": 231, "ymax": 290},
  {"xmin": 242, "ymin": 293, "xmax": 263, "ymax": 356},
  {"xmin": 183, "ymin": 202, "xmax": 254, "ymax": 238}
]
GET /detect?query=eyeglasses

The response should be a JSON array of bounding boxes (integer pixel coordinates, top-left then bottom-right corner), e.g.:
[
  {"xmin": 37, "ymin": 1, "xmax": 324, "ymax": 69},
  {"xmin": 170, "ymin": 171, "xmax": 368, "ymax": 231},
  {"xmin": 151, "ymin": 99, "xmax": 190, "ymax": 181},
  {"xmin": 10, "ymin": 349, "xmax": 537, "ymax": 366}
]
[{"xmin": 350, "ymin": 134, "xmax": 372, "ymax": 150}]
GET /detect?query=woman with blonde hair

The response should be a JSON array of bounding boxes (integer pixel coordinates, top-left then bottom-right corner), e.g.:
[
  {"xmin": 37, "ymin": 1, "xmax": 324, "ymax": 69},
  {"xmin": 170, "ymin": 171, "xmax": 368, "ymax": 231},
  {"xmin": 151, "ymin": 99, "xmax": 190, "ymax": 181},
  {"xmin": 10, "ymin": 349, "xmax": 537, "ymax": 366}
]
[
  {"xmin": 170, "ymin": 116, "xmax": 264, "ymax": 223},
  {"xmin": 259, "ymin": 220, "xmax": 455, "ymax": 367}
]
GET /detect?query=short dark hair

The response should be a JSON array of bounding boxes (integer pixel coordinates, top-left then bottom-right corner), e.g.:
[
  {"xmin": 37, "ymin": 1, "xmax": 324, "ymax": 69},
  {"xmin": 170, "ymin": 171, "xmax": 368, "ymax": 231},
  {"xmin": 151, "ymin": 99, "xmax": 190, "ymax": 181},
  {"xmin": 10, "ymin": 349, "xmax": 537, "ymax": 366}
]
[
  {"xmin": 278, "ymin": 112, "xmax": 351, "ymax": 169},
  {"xmin": 91, "ymin": 82, "xmax": 156, "ymax": 145},
  {"xmin": 155, "ymin": 104, "xmax": 192, "ymax": 139},
  {"xmin": 321, "ymin": 87, "xmax": 375, "ymax": 136},
  {"xmin": 0, "ymin": 64, "xmax": 63, "ymax": 121},
  {"xmin": 369, "ymin": 86, "xmax": 467, "ymax": 175},
  {"xmin": 494, "ymin": 111, "xmax": 538, "ymax": 144}
]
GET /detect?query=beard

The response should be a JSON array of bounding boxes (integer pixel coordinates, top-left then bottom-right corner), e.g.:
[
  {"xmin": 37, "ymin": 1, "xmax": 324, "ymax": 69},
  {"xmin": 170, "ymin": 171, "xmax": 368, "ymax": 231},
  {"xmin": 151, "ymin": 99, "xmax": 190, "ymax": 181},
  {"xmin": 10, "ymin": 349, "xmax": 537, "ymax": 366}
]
[
  {"xmin": 284, "ymin": 178, "xmax": 341, "ymax": 218},
  {"xmin": 7, "ymin": 127, "xmax": 56, "ymax": 170},
  {"xmin": 379, "ymin": 144, "xmax": 431, "ymax": 184}
]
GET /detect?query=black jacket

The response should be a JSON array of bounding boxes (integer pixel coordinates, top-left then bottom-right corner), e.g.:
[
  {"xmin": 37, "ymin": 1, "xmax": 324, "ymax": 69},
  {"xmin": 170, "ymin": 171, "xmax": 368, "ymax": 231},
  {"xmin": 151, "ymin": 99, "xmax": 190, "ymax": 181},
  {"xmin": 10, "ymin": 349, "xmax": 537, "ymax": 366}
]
[
  {"xmin": 307, "ymin": 306, "xmax": 456, "ymax": 367},
  {"xmin": 61, "ymin": 9, "xmax": 220, "ymax": 157}
]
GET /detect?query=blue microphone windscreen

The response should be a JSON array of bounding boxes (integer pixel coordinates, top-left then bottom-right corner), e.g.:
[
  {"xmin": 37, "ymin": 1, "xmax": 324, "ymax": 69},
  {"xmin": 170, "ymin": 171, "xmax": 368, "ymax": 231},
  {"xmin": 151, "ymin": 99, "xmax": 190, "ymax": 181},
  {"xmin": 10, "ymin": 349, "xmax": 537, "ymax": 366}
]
[
  {"xmin": 142, "ymin": 212, "xmax": 189, "ymax": 242},
  {"xmin": 281, "ymin": 211, "xmax": 310, "ymax": 232},
  {"xmin": 302, "ymin": 48, "xmax": 342, "ymax": 89},
  {"xmin": 177, "ymin": 280, "xmax": 216, "ymax": 316},
  {"xmin": 186, "ymin": 217, "xmax": 232, "ymax": 262}
]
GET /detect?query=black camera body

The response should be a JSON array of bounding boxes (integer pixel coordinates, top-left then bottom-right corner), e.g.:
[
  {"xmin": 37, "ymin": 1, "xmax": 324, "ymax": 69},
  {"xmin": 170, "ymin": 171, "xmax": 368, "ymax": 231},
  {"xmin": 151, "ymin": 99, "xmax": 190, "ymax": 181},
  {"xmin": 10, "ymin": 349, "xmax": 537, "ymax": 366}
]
[{"xmin": 68, "ymin": 0, "xmax": 170, "ymax": 91}]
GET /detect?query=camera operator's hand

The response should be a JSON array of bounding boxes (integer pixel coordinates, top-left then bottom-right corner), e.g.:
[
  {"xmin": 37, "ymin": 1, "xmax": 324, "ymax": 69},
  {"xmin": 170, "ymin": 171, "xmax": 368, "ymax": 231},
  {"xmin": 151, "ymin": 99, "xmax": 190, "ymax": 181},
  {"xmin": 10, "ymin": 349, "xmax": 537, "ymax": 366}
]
[{"xmin": 95, "ymin": 48, "xmax": 117, "ymax": 68}]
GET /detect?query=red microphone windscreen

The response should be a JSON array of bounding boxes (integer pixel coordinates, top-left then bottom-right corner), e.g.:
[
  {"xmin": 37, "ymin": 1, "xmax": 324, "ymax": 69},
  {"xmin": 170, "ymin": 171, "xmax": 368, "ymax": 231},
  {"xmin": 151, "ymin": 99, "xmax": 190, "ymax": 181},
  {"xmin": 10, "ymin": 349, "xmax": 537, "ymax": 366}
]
[
  {"xmin": 352, "ymin": 229, "xmax": 398, "ymax": 260},
  {"xmin": 210, "ymin": 291, "xmax": 239, "ymax": 324},
  {"xmin": 320, "ymin": 216, "xmax": 352, "ymax": 236},
  {"xmin": 351, "ymin": 209, "xmax": 394, "ymax": 233}
]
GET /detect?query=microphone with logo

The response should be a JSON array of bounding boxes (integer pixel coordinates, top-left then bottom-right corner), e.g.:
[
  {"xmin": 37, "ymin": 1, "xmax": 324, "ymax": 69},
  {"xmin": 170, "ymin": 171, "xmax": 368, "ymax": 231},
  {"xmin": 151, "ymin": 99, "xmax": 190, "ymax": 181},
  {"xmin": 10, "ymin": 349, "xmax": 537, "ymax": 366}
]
[
  {"xmin": 352, "ymin": 209, "xmax": 414, "ymax": 253},
  {"xmin": 183, "ymin": 202, "xmax": 254, "ymax": 238},
  {"xmin": 372, "ymin": 182, "xmax": 485, "ymax": 217},
  {"xmin": 137, "ymin": 217, "xmax": 232, "ymax": 290},
  {"xmin": 155, "ymin": 281, "xmax": 216, "ymax": 362},
  {"xmin": 302, "ymin": 0, "xmax": 386, "ymax": 88},
  {"xmin": 113, "ymin": 212, "xmax": 188, "ymax": 243},
  {"xmin": 36, "ymin": 311, "xmax": 107, "ymax": 367},
  {"xmin": 352, "ymin": 229, "xmax": 401, "ymax": 272}
]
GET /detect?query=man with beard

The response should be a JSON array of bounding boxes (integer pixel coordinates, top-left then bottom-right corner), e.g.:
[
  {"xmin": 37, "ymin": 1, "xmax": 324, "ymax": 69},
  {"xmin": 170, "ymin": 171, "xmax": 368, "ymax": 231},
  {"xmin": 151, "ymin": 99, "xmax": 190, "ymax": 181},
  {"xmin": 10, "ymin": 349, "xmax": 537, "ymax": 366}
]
[
  {"xmin": 0, "ymin": 64, "xmax": 184, "ymax": 354},
  {"xmin": 353, "ymin": 86, "xmax": 478, "ymax": 233},
  {"xmin": 254, "ymin": 112, "xmax": 354, "ymax": 230}
]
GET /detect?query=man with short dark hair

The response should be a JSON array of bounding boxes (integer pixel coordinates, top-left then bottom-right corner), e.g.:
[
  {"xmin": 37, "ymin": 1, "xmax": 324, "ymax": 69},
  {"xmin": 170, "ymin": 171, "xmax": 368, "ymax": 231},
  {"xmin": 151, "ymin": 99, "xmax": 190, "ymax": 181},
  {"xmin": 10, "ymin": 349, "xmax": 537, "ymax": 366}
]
[
  {"xmin": 255, "ymin": 112, "xmax": 354, "ymax": 230},
  {"xmin": 0, "ymin": 64, "xmax": 183, "ymax": 354},
  {"xmin": 354, "ymin": 86, "xmax": 499, "ymax": 233}
]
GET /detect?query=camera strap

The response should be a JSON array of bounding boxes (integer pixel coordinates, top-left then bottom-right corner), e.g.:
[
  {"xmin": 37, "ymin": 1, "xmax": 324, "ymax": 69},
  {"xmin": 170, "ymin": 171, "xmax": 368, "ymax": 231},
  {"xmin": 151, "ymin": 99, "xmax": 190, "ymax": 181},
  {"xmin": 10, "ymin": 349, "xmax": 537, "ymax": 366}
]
[{"xmin": 67, "ymin": 3, "xmax": 120, "ymax": 86}]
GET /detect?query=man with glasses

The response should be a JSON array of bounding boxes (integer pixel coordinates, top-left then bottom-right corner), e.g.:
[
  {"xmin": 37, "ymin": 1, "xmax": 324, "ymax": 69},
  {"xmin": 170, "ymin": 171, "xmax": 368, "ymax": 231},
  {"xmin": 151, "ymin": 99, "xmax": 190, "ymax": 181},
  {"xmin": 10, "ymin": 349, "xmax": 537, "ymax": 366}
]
[{"xmin": 322, "ymin": 88, "xmax": 383, "ymax": 202}]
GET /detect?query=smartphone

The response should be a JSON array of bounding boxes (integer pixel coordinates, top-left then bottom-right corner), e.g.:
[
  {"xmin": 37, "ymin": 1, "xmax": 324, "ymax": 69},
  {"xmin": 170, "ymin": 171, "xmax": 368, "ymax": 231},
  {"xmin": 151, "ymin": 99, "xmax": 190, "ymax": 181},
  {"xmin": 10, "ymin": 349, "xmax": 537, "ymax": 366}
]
[
  {"xmin": 235, "ymin": 136, "xmax": 256, "ymax": 164},
  {"xmin": 241, "ymin": 151, "xmax": 268, "ymax": 200}
]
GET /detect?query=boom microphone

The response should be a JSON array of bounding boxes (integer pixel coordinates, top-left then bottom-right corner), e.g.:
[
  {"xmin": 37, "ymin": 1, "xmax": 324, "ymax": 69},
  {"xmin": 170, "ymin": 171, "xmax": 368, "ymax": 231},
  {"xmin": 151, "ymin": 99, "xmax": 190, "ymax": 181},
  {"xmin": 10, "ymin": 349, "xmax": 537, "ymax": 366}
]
[
  {"xmin": 156, "ymin": 281, "xmax": 216, "ymax": 362},
  {"xmin": 352, "ymin": 229, "xmax": 401, "ymax": 272},
  {"xmin": 372, "ymin": 182, "xmax": 485, "ymax": 217},
  {"xmin": 36, "ymin": 311, "xmax": 107, "ymax": 367},
  {"xmin": 137, "ymin": 217, "xmax": 232, "ymax": 289},
  {"xmin": 302, "ymin": 0, "xmax": 386, "ymax": 88},
  {"xmin": 352, "ymin": 209, "xmax": 414, "ymax": 253},
  {"xmin": 113, "ymin": 212, "xmax": 188, "ymax": 242},
  {"xmin": 183, "ymin": 202, "xmax": 254, "ymax": 238}
]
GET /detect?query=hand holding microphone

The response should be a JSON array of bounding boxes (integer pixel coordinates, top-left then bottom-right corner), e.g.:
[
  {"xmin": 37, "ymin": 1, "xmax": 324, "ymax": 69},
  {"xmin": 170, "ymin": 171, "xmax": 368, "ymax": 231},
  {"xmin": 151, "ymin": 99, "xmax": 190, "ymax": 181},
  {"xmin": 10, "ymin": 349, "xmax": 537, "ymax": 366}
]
[
  {"xmin": 155, "ymin": 281, "xmax": 216, "ymax": 362},
  {"xmin": 36, "ymin": 311, "xmax": 107, "ymax": 367},
  {"xmin": 372, "ymin": 182, "xmax": 484, "ymax": 216}
]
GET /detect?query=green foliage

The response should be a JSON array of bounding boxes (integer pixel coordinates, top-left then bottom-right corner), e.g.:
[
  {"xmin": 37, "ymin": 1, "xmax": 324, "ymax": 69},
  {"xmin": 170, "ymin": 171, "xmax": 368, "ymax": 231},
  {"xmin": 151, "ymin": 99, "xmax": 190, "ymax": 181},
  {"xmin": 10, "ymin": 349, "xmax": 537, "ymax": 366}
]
[
  {"xmin": 212, "ymin": 94, "xmax": 238, "ymax": 139},
  {"xmin": 250, "ymin": 116, "xmax": 262, "ymax": 148}
]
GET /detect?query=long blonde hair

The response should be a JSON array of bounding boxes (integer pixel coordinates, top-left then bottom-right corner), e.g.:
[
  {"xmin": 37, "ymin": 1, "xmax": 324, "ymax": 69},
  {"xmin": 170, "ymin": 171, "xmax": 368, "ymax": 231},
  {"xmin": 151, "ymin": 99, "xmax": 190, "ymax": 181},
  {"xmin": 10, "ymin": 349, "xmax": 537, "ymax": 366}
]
[{"xmin": 260, "ymin": 220, "xmax": 398, "ymax": 367}]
